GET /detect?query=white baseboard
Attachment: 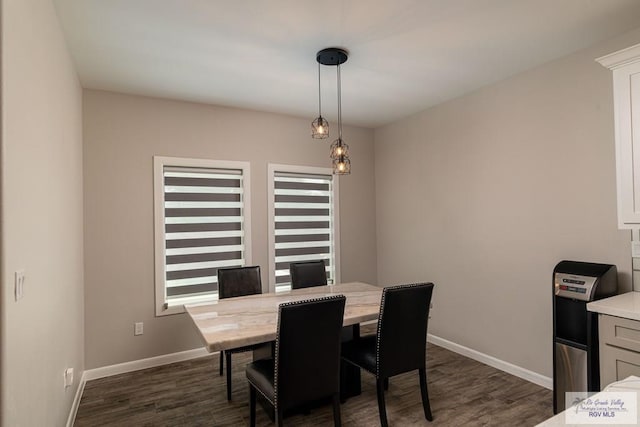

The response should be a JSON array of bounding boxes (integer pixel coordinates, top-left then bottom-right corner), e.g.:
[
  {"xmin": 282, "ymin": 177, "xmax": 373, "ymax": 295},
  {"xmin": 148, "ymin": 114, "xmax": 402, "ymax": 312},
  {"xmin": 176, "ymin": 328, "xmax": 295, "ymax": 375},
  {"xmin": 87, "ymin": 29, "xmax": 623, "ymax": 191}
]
[
  {"xmin": 66, "ymin": 373, "xmax": 86, "ymax": 427},
  {"xmin": 427, "ymin": 333, "xmax": 552, "ymax": 390},
  {"xmin": 83, "ymin": 347, "xmax": 211, "ymax": 381}
]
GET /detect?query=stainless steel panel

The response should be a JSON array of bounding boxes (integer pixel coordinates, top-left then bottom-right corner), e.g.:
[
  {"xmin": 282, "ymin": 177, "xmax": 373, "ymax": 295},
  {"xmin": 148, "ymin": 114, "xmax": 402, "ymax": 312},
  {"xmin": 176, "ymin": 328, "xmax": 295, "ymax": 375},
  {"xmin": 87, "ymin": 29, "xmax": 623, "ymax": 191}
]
[
  {"xmin": 554, "ymin": 273, "xmax": 598, "ymax": 301},
  {"xmin": 555, "ymin": 342, "xmax": 587, "ymax": 412}
]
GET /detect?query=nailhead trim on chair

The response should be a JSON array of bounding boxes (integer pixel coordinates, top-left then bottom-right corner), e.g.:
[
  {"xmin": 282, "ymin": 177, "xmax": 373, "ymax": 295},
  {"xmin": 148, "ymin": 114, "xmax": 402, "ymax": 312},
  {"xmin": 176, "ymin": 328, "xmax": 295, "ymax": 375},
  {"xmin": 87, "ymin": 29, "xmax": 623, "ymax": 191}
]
[
  {"xmin": 375, "ymin": 283, "xmax": 430, "ymax": 379},
  {"xmin": 273, "ymin": 294, "xmax": 346, "ymax": 411}
]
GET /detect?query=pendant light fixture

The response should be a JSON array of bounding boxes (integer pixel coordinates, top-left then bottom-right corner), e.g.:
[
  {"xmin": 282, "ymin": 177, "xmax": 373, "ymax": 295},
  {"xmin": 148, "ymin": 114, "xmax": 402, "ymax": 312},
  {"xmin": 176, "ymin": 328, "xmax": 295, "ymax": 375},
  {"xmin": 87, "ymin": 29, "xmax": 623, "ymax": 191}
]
[
  {"xmin": 313, "ymin": 47, "xmax": 351, "ymax": 175},
  {"xmin": 311, "ymin": 63, "xmax": 329, "ymax": 139}
]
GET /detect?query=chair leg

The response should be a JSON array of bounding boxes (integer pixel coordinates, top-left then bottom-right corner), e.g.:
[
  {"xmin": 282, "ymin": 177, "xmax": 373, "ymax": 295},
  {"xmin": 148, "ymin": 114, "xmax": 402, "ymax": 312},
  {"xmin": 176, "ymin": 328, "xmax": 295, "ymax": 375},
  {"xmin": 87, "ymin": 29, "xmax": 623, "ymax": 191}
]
[
  {"xmin": 249, "ymin": 385, "xmax": 256, "ymax": 427},
  {"xmin": 226, "ymin": 352, "xmax": 233, "ymax": 401},
  {"xmin": 332, "ymin": 393, "xmax": 342, "ymax": 427},
  {"xmin": 419, "ymin": 368, "xmax": 433, "ymax": 421},
  {"xmin": 275, "ymin": 407, "xmax": 284, "ymax": 427},
  {"xmin": 376, "ymin": 378, "xmax": 388, "ymax": 427},
  {"xmin": 219, "ymin": 351, "xmax": 224, "ymax": 376}
]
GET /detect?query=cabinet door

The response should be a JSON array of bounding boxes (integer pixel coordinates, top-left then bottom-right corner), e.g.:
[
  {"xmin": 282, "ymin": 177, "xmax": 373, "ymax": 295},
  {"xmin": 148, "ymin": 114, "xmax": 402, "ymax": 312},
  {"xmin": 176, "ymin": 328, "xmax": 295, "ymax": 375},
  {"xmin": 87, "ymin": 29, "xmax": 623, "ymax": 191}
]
[
  {"xmin": 614, "ymin": 61, "xmax": 640, "ymax": 227},
  {"xmin": 600, "ymin": 344, "xmax": 640, "ymax": 388}
]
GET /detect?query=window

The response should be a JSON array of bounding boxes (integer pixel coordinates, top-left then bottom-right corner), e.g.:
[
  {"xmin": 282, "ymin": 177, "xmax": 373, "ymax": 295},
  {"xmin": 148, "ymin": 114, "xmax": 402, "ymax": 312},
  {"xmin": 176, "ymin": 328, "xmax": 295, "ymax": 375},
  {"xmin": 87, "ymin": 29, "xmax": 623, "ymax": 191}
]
[
  {"xmin": 154, "ymin": 156, "xmax": 251, "ymax": 315},
  {"xmin": 268, "ymin": 164, "xmax": 340, "ymax": 292}
]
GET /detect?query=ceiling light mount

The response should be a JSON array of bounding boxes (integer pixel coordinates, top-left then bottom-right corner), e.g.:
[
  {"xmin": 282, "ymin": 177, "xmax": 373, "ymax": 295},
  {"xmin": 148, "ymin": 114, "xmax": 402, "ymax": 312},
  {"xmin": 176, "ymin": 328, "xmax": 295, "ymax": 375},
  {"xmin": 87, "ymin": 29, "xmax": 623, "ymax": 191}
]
[{"xmin": 316, "ymin": 48, "xmax": 349, "ymax": 67}]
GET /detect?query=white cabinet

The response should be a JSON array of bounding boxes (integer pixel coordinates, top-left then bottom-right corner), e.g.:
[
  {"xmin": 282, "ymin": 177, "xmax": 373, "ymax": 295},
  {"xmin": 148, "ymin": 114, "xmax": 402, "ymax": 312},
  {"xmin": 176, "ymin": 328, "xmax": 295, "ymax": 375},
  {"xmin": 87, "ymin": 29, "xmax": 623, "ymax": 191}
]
[
  {"xmin": 597, "ymin": 44, "xmax": 640, "ymax": 229},
  {"xmin": 599, "ymin": 314, "xmax": 640, "ymax": 388}
]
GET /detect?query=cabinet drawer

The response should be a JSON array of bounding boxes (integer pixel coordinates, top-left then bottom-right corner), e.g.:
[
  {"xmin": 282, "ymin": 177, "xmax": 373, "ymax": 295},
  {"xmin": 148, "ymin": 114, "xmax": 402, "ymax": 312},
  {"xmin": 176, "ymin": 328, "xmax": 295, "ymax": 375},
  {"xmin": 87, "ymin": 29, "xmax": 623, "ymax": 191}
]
[
  {"xmin": 600, "ymin": 344, "xmax": 640, "ymax": 389},
  {"xmin": 600, "ymin": 314, "xmax": 640, "ymax": 353}
]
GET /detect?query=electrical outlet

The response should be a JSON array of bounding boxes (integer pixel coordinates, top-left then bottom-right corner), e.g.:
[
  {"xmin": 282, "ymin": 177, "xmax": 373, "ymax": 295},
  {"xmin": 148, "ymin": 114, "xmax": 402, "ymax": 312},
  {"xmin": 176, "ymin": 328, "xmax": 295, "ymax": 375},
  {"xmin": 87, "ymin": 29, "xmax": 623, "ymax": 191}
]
[
  {"xmin": 14, "ymin": 270, "xmax": 25, "ymax": 301},
  {"xmin": 64, "ymin": 368, "xmax": 74, "ymax": 388},
  {"xmin": 134, "ymin": 322, "xmax": 144, "ymax": 336}
]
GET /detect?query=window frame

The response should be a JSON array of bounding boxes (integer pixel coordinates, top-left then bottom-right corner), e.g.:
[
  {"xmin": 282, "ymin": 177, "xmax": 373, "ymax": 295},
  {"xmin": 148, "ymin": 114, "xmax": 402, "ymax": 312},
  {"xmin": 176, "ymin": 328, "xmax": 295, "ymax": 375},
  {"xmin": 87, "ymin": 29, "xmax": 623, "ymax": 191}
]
[
  {"xmin": 267, "ymin": 163, "xmax": 341, "ymax": 293},
  {"xmin": 153, "ymin": 156, "xmax": 252, "ymax": 316}
]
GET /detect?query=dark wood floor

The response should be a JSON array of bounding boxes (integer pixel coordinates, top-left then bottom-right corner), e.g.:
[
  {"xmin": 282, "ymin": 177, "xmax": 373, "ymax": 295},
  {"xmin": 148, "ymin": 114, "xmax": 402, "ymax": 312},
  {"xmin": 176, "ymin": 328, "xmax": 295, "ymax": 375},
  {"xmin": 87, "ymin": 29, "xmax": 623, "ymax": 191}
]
[{"xmin": 75, "ymin": 340, "xmax": 553, "ymax": 426}]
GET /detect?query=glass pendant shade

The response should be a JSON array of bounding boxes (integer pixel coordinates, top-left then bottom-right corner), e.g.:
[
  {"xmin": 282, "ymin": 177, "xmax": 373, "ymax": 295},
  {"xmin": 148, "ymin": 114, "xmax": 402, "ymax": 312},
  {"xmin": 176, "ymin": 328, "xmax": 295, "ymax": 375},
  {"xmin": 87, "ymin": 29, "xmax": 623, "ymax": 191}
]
[
  {"xmin": 311, "ymin": 116, "xmax": 329, "ymax": 139},
  {"xmin": 332, "ymin": 155, "xmax": 351, "ymax": 175},
  {"xmin": 330, "ymin": 138, "xmax": 349, "ymax": 159}
]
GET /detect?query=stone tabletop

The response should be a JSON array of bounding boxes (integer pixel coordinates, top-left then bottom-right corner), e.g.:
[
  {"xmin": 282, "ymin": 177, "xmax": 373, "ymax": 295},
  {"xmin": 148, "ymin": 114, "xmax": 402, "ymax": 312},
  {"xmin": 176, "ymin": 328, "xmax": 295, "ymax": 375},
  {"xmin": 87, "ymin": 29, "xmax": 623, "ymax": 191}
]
[{"xmin": 185, "ymin": 282, "xmax": 383, "ymax": 352}]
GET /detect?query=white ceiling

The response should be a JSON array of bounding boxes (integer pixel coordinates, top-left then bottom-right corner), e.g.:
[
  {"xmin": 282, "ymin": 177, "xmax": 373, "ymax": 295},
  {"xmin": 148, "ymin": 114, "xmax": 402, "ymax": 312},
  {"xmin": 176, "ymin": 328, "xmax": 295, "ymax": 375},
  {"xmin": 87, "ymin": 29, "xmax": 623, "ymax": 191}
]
[{"xmin": 54, "ymin": 0, "xmax": 640, "ymax": 128}]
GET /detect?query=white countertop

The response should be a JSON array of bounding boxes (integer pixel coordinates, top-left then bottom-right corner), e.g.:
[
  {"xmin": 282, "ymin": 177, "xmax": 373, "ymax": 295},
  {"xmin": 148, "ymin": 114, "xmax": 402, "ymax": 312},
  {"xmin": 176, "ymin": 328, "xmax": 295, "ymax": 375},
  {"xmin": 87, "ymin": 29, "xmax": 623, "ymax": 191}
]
[
  {"xmin": 537, "ymin": 376, "xmax": 640, "ymax": 426},
  {"xmin": 587, "ymin": 291, "xmax": 640, "ymax": 322}
]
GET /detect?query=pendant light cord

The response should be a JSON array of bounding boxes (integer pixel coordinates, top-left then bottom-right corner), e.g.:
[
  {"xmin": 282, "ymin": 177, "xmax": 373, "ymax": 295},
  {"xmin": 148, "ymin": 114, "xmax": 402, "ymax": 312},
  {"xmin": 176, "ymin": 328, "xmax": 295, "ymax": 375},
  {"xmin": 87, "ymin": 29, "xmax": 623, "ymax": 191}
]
[
  {"xmin": 317, "ymin": 63, "xmax": 322, "ymax": 116},
  {"xmin": 337, "ymin": 63, "xmax": 342, "ymax": 141}
]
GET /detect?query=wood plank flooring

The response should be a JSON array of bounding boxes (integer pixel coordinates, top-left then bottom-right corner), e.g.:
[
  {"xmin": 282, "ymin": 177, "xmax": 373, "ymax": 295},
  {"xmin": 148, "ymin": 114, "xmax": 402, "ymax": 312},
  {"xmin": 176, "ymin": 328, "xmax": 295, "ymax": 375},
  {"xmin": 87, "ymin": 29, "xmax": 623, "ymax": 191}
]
[{"xmin": 75, "ymin": 341, "xmax": 553, "ymax": 426}]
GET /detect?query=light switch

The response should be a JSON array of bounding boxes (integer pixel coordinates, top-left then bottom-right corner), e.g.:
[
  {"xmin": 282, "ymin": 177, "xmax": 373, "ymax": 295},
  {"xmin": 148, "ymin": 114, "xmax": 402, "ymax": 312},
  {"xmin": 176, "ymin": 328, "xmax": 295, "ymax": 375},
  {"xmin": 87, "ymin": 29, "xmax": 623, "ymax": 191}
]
[
  {"xmin": 14, "ymin": 270, "xmax": 25, "ymax": 301},
  {"xmin": 64, "ymin": 368, "xmax": 74, "ymax": 388},
  {"xmin": 134, "ymin": 322, "xmax": 144, "ymax": 336}
]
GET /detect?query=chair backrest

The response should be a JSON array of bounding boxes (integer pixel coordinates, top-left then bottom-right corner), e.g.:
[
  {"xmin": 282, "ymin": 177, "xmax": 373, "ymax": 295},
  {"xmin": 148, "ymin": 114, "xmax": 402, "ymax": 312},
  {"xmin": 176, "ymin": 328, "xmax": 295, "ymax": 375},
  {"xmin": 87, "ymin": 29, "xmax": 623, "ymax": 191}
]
[
  {"xmin": 274, "ymin": 295, "xmax": 346, "ymax": 411},
  {"xmin": 217, "ymin": 266, "xmax": 262, "ymax": 299},
  {"xmin": 376, "ymin": 283, "xmax": 434, "ymax": 378},
  {"xmin": 289, "ymin": 260, "xmax": 328, "ymax": 289}
]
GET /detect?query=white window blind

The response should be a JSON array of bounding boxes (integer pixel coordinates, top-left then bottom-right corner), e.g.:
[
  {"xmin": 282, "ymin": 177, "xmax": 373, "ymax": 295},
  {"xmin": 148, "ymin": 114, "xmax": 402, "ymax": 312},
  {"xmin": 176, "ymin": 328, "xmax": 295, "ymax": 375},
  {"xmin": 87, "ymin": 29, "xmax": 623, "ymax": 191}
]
[
  {"xmin": 154, "ymin": 157, "xmax": 250, "ymax": 315},
  {"xmin": 272, "ymin": 169, "xmax": 337, "ymax": 291}
]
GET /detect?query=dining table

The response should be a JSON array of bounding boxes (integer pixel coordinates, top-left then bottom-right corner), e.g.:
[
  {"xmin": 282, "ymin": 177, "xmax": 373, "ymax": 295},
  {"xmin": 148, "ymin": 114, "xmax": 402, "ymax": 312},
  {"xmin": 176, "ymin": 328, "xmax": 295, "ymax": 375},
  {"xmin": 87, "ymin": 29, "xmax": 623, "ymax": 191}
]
[{"xmin": 184, "ymin": 281, "xmax": 383, "ymax": 399}]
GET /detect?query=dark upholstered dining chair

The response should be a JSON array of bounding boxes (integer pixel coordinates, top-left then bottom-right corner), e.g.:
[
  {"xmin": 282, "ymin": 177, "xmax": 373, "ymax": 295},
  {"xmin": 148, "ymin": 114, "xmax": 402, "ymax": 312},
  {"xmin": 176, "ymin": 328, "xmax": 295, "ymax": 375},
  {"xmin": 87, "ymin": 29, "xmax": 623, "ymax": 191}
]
[
  {"xmin": 289, "ymin": 260, "xmax": 328, "ymax": 289},
  {"xmin": 217, "ymin": 265, "xmax": 264, "ymax": 401},
  {"xmin": 341, "ymin": 283, "xmax": 435, "ymax": 427},
  {"xmin": 246, "ymin": 295, "xmax": 346, "ymax": 427}
]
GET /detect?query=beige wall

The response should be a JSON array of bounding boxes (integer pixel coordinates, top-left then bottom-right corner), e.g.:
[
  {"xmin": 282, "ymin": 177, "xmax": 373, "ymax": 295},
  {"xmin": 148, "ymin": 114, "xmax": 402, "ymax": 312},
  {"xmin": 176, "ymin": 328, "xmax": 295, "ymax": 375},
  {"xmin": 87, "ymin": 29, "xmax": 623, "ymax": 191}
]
[
  {"xmin": 4, "ymin": 5, "xmax": 637, "ymax": 423},
  {"xmin": 82, "ymin": 90, "xmax": 377, "ymax": 369},
  {"xmin": 1, "ymin": 0, "xmax": 84, "ymax": 425},
  {"xmin": 374, "ymin": 28, "xmax": 640, "ymax": 378}
]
